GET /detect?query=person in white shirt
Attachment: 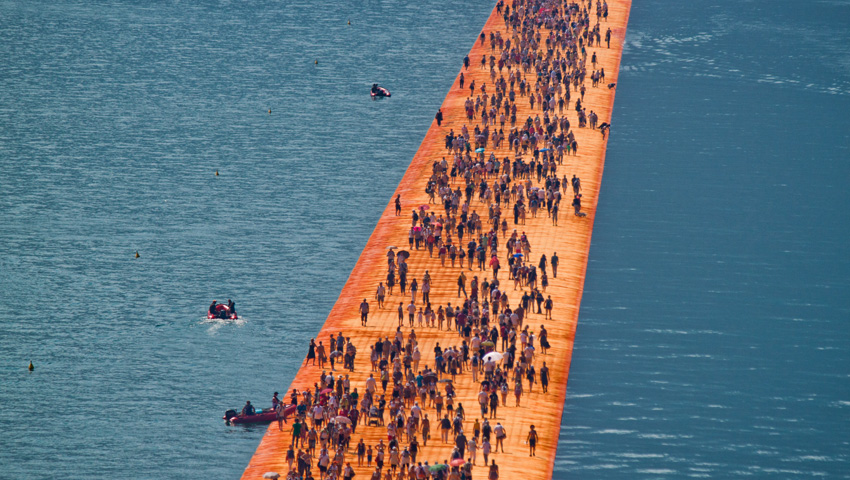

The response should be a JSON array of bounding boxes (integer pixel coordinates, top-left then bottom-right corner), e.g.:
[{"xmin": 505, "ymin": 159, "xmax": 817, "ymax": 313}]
[
  {"xmin": 481, "ymin": 438, "xmax": 492, "ymax": 465},
  {"xmin": 410, "ymin": 402, "xmax": 422, "ymax": 428},
  {"xmin": 484, "ymin": 359, "xmax": 496, "ymax": 380},
  {"xmin": 318, "ymin": 450, "xmax": 331, "ymax": 479},
  {"xmin": 412, "ymin": 348, "xmax": 421, "ymax": 372},
  {"xmin": 467, "ymin": 437, "xmax": 478, "ymax": 465},
  {"xmin": 478, "ymin": 389, "xmax": 489, "ymax": 417},
  {"xmin": 407, "ymin": 302, "xmax": 417, "ymax": 327},
  {"xmin": 494, "ymin": 423, "xmax": 507, "ymax": 452}
]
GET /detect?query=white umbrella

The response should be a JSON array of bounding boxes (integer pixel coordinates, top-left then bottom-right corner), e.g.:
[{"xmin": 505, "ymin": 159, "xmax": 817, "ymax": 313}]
[
  {"xmin": 334, "ymin": 415, "xmax": 352, "ymax": 424},
  {"xmin": 483, "ymin": 352, "xmax": 503, "ymax": 363},
  {"xmin": 263, "ymin": 473, "xmax": 280, "ymax": 479}
]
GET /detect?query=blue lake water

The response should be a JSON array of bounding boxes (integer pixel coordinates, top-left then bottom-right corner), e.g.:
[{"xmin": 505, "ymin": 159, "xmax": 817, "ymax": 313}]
[{"xmin": 1, "ymin": 0, "xmax": 848, "ymax": 479}]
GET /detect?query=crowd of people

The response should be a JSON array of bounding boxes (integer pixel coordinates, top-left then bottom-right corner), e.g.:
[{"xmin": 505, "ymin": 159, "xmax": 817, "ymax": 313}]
[{"xmin": 268, "ymin": 0, "xmax": 615, "ymax": 479}]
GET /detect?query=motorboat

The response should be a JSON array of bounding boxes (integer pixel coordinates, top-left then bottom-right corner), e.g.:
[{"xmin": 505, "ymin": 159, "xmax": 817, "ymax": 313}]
[
  {"xmin": 208, "ymin": 303, "xmax": 237, "ymax": 320},
  {"xmin": 371, "ymin": 83, "xmax": 391, "ymax": 98}
]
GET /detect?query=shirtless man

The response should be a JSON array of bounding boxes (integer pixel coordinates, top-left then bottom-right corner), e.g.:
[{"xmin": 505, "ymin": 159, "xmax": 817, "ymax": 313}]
[{"xmin": 526, "ymin": 425, "xmax": 539, "ymax": 457}]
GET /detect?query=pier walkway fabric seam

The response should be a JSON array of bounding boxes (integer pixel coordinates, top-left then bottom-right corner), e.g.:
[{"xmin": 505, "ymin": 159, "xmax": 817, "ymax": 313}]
[{"xmin": 241, "ymin": 1, "xmax": 631, "ymax": 478}]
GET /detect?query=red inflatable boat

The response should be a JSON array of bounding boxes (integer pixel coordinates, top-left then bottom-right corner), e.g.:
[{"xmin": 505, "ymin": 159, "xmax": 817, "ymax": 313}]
[
  {"xmin": 224, "ymin": 404, "xmax": 297, "ymax": 425},
  {"xmin": 208, "ymin": 304, "xmax": 237, "ymax": 320},
  {"xmin": 371, "ymin": 84, "xmax": 391, "ymax": 98}
]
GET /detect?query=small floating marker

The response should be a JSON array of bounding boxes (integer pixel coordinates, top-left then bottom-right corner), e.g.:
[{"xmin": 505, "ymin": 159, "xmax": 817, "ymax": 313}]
[
  {"xmin": 315, "ymin": 59, "xmax": 318, "ymax": 65},
  {"xmin": 29, "ymin": 361, "xmax": 34, "ymax": 371},
  {"xmin": 135, "ymin": 251, "xmax": 140, "ymax": 258},
  {"xmin": 215, "ymin": 170, "xmax": 219, "ymax": 176},
  {"xmin": 269, "ymin": 109, "xmax": 272, "ymax": 115},
  {"xmin": 348, "ymin": 19, "xmax": 351, "ymax": 25}
]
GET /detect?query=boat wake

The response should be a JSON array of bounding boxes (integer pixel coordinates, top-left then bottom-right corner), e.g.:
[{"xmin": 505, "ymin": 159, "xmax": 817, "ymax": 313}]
[{"xmin": 201, "ymin": 316, "xmax": 246, "ymax": 334}]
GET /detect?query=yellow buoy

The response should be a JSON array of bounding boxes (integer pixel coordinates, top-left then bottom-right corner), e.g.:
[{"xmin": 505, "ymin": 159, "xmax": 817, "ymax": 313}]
[
  {"xmin": 269, "ymin": 109, "xmax": 272, "ymax": 114},
  {"xmin": 315, "ymin": 59, "xmax": 318, "ymax": 64},
  {"xmin": 215, "ymin": 170, "xmax": 219, "ymax": 176},
  {"xmin": 29, "ymin": 362, "xmax": 34, "ymax": 371},
  {"xmin": 135, "ymin": 251, "xmax": 140, "ymax": 258},
  {"xmin": 348, "ymin": 19, "xmax": 351, "ymax": 25}
]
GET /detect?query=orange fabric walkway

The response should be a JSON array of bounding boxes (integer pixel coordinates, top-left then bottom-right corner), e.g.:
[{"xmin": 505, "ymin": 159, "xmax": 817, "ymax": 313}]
[{"xmin": 241, "ymin": 1, "xmax": 631, "ymax": 478}]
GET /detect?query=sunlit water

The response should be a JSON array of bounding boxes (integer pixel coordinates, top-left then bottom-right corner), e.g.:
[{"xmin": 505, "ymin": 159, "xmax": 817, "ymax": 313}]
[
  {"xmin": 1, "ymin": 0, "xmax": 848, "ymax": 479},
  {"xmin": 556, "ymin": 1, "xmax": 850, "ymax": 478}
]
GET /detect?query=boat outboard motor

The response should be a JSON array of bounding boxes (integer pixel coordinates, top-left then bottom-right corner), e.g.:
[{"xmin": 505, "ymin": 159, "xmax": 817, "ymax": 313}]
[{"xmin": 224, "ymin": 409, "xmax": 238, "ymax": 422}]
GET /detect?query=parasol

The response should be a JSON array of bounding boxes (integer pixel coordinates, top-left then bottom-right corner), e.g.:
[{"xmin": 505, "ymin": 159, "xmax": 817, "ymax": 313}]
[
  {"xmin": 398, "ymin": 250, "xmax": 410, "ymax": 260},
  {"xmin": 450, "ymin": 458, "xmax": 465, "ymax": 467},
  {"xmin": 263, "ymin": 473, "xmax": 281, "ymax": 479},
  {"xmin": 429, "ymin": 464, "xmax": 448, "ymax": 473},
  {"xmin": 320, "ymin": 388, "xmax": 333, "ymax": 395},
  {"xmin": 483, "ymin": 352, "xmax": 503, "ymax": 363},
  {"xmin": 333, "ymin": 415, "xmax": 352, "ymax": 424},
  {"xmin": 475, "ymin": 147, "xmax": 485, "ymax": 153}
]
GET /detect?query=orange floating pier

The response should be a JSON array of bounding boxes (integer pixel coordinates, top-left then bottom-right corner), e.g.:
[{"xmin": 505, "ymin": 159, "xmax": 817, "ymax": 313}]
[{"xmin": 241, "ymin": 1, "xmax": 631, "ymax": 478}]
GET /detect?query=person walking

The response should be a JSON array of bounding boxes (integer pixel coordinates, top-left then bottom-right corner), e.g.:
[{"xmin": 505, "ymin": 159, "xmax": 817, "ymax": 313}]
[
  {"xmin": 482, "ymin": 439, "xmax": 491, "ymax": 466},
  {"xmin": 360, "ymin": 299, "xmax": 370, "ymax": 326},
  {"xmin": 376, "ymin": 282, "xmax": 386, "ymax": 308},
  {"xmin": 494, "ymin": 423, "xmax": 506, "ymax": 452},
  {"xmin": 457, "ymin": 272, "xmax": 468, "ymax": 298},
  {"xmin": 540, "ymin": 362, "xmax": 550, "ymax": 393},
  {"xmin": 488, "ymin": 460, "xmax": 499, "ymax": 480},
  {"xmin": 551, "ymin": 252, "xmax": 559, "ymax": 278},
  {"xmin": 526, "ymin": 425, "xmax": 539, "ymax": 457}
]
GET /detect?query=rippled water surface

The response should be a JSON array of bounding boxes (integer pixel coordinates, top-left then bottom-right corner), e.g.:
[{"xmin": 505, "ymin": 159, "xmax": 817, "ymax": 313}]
[
  {"xmin": 1, "ymin": 0, "xmax": 848, "ymax": 479},
  {"xmin": 557, "ymin": 1, "xmax": 850, "ymax": 478}
]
